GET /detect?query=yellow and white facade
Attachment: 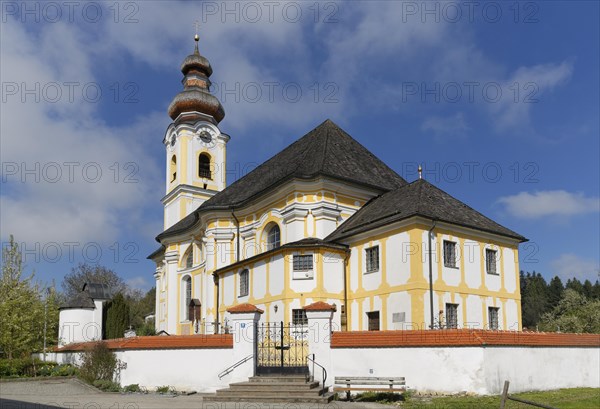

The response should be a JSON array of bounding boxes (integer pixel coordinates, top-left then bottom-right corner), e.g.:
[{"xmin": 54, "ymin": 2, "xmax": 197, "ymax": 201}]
[{"xmin": 150, "ymin": 38, "xmax": 525, "ymax": 335}]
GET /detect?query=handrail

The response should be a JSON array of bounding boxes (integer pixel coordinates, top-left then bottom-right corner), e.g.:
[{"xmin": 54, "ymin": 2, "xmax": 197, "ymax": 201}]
[
  {"xmin": 218, "ymin": 354, "xmax": 253, "ymax": 379},
  {"xmin": 306, "ymin": 354, "xmax": 328, "ymax": 395}
]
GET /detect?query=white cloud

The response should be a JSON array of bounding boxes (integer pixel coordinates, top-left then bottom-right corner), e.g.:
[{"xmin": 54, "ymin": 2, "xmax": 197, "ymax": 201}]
[
  {"xmin": 0, "ymin": 20, "xmax": 163, "ymax": 245},
  {"xmin": 497, "ymin": 190, "xmax": 600, "ymax": 219},
  {"xmin": 550, "ymin": 253, "xmax": 600, "ymax": 282},
  {"xmin": 489, "ymin": 61, "xmax": 574, "ymax": 131},
  {"xmin": 126, "ymin": 276, "xmax": 152, "ymax": 291},
  {"xmin": 421, "ymin": 112, "xmax": 469, "ymax": 140}
]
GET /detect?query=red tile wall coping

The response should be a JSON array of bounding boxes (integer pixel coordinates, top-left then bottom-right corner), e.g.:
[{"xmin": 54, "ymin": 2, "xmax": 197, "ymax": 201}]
[
  {"xmin": 55, "ymin": 334, "xmax": 233, "ymax": 352},
  {"xmin": 227, "ymin": 303, "xmax": 264, "ymax": 314},
  {"xmin": 304, "ymin": 301, "xmax": 337, "ymax": 311},
  {"xmin": 331, "ymin": 330, "xmax": 600, "ymax": 348}
]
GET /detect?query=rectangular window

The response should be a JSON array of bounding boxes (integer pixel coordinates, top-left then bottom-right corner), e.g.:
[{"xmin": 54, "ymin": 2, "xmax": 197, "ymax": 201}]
[
  {"xmin": 239, "ymin": 269, "xmax": 249, "ymax": 297},
  {"xmin": 293, "ymin": 255, "xmax": 313, "ymax": 271},
  {"xmin": 367, "ymin": 311, "xmax": 380, "ymax": 331},
  {"xmin": 292, "ymin": 309, "xmax": 308, "ymax": 325},
  {"xmin": 486, "ymin": 249, "xmax": 498, "ymax": 275},
  {"xmin": 446, "ymin": 303, "xmax": 459, "ymax": 329},
  {"xmin": 443, "ymin": 240, "xmax": 457, "ymax": 268},
  {"xmin": 365, "ymin": 246, "xmax": 379, "ymax": 273},
  {"xmin": 488, "ymin": 307, "xmax": 500, "ymax": 330}
]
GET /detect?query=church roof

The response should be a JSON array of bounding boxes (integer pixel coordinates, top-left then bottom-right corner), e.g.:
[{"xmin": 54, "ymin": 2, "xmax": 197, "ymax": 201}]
[
  {"xmin": 326, "ymin": 179, "xmax": 527, "ymax": 242},
  {"xmin": 156, "ymin": 119, "xmax": 406, "ymax": 241}
]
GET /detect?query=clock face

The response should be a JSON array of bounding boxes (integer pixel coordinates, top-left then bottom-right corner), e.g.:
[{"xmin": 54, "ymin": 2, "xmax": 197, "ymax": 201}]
[{"xmin": 199, "ymin": 130, "xmax": 212, "ymax": 144}]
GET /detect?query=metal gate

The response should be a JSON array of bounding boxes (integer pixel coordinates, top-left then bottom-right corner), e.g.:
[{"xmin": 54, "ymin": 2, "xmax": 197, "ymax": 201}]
[{"xmin": 255, "ymin": 321, "xmax": 308, "ymax": 375}]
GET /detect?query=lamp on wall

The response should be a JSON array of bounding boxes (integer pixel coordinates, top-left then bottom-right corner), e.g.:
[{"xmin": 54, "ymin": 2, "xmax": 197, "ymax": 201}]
[{"xmin": 274, "ymin": 305, "xmax": 278, "ymax": 313}]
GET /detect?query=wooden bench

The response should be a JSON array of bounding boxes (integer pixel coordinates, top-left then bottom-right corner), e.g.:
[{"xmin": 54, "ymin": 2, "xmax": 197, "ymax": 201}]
[{"xmin": 333, "ymin": 376, "xmax": 406, "ymax": 400}]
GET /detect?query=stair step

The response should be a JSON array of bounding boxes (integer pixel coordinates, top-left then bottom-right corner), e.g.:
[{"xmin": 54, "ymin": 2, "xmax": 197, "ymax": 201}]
[
  {"xmin": 216, "ymin": 389, "xmax": 326, "ymax": 397},
  {"xmin": 205, "ymin": 393, "xmax": 334, "ymax": 404},
  {"xmin": 248, "ymin": 375, "xmax": 309, "ymax": 383},
  {"xmin": 227, "ymin": 381, "xmax": 320, "ymax": 390}
]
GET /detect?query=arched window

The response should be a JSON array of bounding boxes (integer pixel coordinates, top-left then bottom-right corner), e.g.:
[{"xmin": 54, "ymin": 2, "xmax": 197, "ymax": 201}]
[
  {"xmin": 239, "ymin": 269, "xmax": 249, "ymax": 297},
  {"xmin": 266, "ymin": 224, "xmax": 280, "ymax": 251},
  {"xmin": 185, "ymin": 247, "xmax": 193, "ymax": 269},
  {"xmin": 170, "ymin": 155, "xmax": 177, "ymax": 182},
  {"xmin": 183, "ymin": 276, "xmax": 192, "ymax": 320},
  {"xmin": 199, "ymin": 153, "xmax": 211, "ymax": 179}
]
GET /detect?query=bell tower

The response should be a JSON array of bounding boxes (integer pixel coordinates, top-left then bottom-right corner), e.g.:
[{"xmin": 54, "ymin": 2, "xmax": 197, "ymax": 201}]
[{"xmin": 162, "ymin": 34, "xmax": 229, "ymax": 229}]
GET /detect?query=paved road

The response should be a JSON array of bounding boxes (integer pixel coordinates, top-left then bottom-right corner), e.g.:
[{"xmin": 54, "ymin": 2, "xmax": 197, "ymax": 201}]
[{"xmin": 0, "ymin": 378, "xmax": 389, "ymax": 409}]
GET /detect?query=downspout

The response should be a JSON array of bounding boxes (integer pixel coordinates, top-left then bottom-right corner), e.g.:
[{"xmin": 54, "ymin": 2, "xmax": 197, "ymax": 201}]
[
  {"xmin": 231, "ymin": 209, "xmax": 240, "ymax": 262},
  {"xmin": 428, "ymin": 220, "xmax": 437, "ymax": 329},
  {"xmin": 342, "ymin": 249, "xmax": 351, "ymax": 331},
  {"xmin": 213, "ymin": 272, "xmax": 220, "ymax": 333}
]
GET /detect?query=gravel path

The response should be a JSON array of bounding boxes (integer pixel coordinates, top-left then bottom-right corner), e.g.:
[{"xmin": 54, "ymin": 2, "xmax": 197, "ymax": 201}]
[{"xmin": 0, "ymin": 378, "xmax": 389, "ymax": 409}]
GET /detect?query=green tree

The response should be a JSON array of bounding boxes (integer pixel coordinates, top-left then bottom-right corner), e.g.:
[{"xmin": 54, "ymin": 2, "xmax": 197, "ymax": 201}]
[
  {"xmin": 582, "ymin": 279, "xmax": 594, "ymax": 299},
  {"xmin": 565, "ymin": 278, "xmax": 584, "ymax": 295},
  {"xmin": 62, "ymin": 263, "xmax": 127, "ymax": 299},
  {"xmin": 126, "ymin": 287, "xmax": 155, "ymax": 331},
  {"xmin": 539, "ymin": 289, "xmax": 600, "ymax": 333},
  {"xmin": 0, "ymin": 236, "xmax": 59, "ymax": 358},
  {"xmin": 105, "ymin": 293, "xmax": 130, "ymax": 339},
  {"xmin": 547, "ymin": 276, "xmax": 564, "ymax": 307},
  {"xmin": 521, "ymin": 271, "xmax": 549, "ymax": 329}
]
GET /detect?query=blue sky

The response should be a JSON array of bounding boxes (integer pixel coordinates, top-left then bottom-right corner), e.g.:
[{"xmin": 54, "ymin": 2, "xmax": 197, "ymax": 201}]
[{"xmin": 1, "ymin": 1, "xmax": 598, "ymax": 292}]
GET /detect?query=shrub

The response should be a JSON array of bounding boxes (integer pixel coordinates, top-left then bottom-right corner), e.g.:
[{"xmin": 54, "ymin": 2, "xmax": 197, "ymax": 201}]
[
  {"xmin": 123, "ymin": 384, "xmax": 141, "ymax": 393},
  {"xmin": 93, "ymin": 379, "xmax": 121, "ymax": 392},
  {"xmin": 0, "ymin": 358, "xmax": 57, "ymax": 378},
  {"xmin": 156, "ymin": 385, "xmax": 170, "ymax": 394},
  {"xmin": 79, "ymin": 342, "xmax": 118, "ymax": 384},
  {"xmin": 52, "ymin": 364, "xmax": 78, "ymax": 377}
]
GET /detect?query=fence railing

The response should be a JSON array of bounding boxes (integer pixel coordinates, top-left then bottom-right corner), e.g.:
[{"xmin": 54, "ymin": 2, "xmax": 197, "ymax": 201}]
[{"xmin": 499, "ymin": 380, "xmax": 558, "ymax": 409}]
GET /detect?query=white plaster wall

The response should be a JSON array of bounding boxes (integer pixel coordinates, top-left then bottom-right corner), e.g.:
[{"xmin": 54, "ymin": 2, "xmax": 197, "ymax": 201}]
[
  {"xmin": 503, "ymin": 248, "xmax": 516, "ymax": 294},
  {"xmin": 464, "ymin": 239, "xmax": 481, "ymax": 289},
  {"xmin": 253, "ymin": 261, "xmax": 267, "ymax": 299},
  {"xmin": 332, "ymin": 347, "xmax": 487, "ymax": 394},
  {"xmin": 386, "ymin": 232, "xmax": 410, "ymax": 286},
  {"xmin": 387, "ymin": 292, "xmax": 411, "ymax": 330},
  {"xmin": 323, "ymin": 252, "xmax": 344, "ymax": 294},
  {"xmin": 332, "ymin": 346, "xmax": 600, "ymax": 395},
  {"xmin": 58, "ymin": 309, "xmax": 99, "ymax": 346},
  {"xmin": 315, "ymin": 217, "xmax": 337, "ymax": 239},
  {"xmin": 483, "ymin": 347, "xmax": 600, "ymax": 393},
  {"xmin": 505, "ymin": 299, "xmax": 519, "ymax": 330},
  {"xmin": 222, "ymin": 271, "xmax": 235, "ymax": 305},
  {"xmin": 270, "ymin": 255, "xmax": 284, "ymax": 296},
  {"xmin": 466, "ymin": 295, "xmax": 483, "ymax": 328},
  {"xmin": 117, "ymin": 348, "xmax": 233, "ymax": 392}
]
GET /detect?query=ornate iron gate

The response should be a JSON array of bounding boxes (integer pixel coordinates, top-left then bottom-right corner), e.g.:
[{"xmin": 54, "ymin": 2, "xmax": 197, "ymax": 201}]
[{"xmin": 255, "ymin": 321, "xmax": 308, "ymax": 375}]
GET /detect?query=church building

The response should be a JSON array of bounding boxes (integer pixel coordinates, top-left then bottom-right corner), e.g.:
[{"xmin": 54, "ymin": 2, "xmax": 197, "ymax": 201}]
[{"xmin": 148, "ymin": 36, "xmax": 527, "ymax": 336}]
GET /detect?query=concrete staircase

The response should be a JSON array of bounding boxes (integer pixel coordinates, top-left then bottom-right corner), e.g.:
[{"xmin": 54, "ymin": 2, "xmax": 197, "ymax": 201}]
[{"xmin": 205, "ymin": 375, "xmax": 334, "ymax": 404}]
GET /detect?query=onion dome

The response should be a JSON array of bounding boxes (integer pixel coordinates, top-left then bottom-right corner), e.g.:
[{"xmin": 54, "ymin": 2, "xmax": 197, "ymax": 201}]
[{"xmin": 168, "ymin": 35, "xmax": 225, "ymax": 123}]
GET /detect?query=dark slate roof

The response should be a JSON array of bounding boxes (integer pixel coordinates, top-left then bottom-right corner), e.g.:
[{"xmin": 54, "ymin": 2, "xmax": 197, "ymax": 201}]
[
  {"xmin": 156, "ymin": 119, "xmax": 406, "ymax": 241},
  {"xmin": 147, "ymin": 245, "xmax": 166, "ymax": 260},
  {"xmin": 82, "ymin": 283, "xmax": 112, "ymax": 300},
  {"xmin": 60, "ymin": 292, "xmax": 95, "ymax": 310},
  {"xmin": 326, "ymin": 179, "xmax": 527, "ymax": 242}
]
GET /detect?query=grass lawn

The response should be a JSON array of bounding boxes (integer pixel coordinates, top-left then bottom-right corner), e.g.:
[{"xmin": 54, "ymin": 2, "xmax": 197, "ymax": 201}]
[{"xmin": 354, "ymin": 388, "xmax": 600, "ymax": 408}]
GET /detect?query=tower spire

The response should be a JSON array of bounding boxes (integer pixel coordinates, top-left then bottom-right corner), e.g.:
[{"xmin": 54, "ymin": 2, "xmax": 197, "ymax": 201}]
[{"xmin": 167, "ymin": 27, "xmax": 225, "ymax": 124}]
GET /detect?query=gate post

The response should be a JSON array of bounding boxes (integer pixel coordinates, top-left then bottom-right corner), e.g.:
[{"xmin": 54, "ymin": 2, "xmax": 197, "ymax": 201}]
[
  {"xmin": 226, "ymin": 303, "xmax": 263, "ymax": 383},
  {"xmin": 304, "ymin": 301, "xmax": 335, "ymax": 386}
]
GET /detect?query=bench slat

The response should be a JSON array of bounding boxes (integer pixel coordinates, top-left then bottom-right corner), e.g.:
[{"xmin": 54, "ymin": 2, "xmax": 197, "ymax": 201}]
[
  {"xmin": 333, "ymin": 387, "xmax": 406, "ymax": 392},
  {"xmin": 335, "ymin": 380, "xmax": 405, "ymax": 385},
  {"xmin": 335, "ymin": 377, "xmax": 405, "ymax": 381}
]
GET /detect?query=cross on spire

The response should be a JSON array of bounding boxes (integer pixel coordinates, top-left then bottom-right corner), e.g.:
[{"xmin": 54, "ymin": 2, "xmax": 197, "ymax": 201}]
[{"xmin": 194, "ymin": 20, "xmax": 200, "ymax": 42}]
